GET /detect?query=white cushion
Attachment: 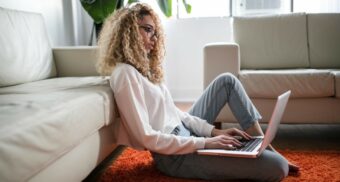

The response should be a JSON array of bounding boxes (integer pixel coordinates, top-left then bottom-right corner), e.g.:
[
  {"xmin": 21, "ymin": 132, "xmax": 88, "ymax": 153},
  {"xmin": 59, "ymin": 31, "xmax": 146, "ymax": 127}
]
[
  {"xmin": 0, "ymin": 77, "xmax": 114, "ymax": 181},
  {"xmin": 0, "ymin": 76, "xmax": 109, "ymax": 94},
  {"xmin": 0, "ymin": 7, "xmax": 56, "ymax": 87},
  {"xmin": 239, "ymin": 69, "xmax": 334, "ymax": 98},
  {"xmin": 233, "ymin": 13, "xmax": 309, "ymax": 69},
  {"xmin": 308, "ymin": 14, "xmax": 340, "ymax": 68}
]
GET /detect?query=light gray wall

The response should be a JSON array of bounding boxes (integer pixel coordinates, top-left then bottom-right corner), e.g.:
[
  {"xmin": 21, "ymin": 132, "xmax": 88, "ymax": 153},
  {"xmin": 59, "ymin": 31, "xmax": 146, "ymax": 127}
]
[{"xmin": 163, "ymin": 17, "xmax": 232, "ymax": 101}]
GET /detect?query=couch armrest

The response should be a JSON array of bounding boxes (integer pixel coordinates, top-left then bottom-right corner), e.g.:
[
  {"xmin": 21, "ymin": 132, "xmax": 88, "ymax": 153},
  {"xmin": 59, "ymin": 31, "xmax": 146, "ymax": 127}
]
[
  {"xmin": 203, "ymin": 42, "xmax": 240, "ymax": 88},
  {"xmin": 53, "ymin": 46, "xmax": 99, "ymax": 77}
]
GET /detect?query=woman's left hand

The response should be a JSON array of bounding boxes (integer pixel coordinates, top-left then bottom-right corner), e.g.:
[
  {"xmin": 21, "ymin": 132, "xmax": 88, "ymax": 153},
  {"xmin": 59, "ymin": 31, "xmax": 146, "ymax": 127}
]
[{"xmin": 211, "ymin": 128, "xmax": 252, "ymax": 141}]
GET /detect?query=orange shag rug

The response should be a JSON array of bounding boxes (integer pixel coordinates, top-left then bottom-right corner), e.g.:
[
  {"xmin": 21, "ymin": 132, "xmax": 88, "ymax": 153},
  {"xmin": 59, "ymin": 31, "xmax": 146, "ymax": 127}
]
[{"xmin": 100, "ymin": 148, "xmax": 340, "ymax": 182}]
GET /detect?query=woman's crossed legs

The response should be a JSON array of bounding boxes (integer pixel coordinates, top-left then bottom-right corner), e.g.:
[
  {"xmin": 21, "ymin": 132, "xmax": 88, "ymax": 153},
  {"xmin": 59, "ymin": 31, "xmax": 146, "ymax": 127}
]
[{"xmin": 153, "ymin": 73, "xmax": 288, "ymax": 182}]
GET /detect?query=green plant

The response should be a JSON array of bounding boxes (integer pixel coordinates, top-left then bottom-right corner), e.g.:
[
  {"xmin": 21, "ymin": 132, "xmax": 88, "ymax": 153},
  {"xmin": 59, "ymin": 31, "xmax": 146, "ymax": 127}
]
[
  {"xmin": 157, "ymin": 0, "xmax": 191, "ymax": 17},
  {"xmin": 80, "ymin": 0, "xmax": 191, "ymax": 24}
]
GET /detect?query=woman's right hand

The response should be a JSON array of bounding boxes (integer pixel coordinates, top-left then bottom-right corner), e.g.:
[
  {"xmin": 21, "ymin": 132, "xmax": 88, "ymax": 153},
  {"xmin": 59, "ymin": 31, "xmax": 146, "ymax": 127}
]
[{"xmin": 204, "ymin": 135, "xmax": 243, "ymax": 150}]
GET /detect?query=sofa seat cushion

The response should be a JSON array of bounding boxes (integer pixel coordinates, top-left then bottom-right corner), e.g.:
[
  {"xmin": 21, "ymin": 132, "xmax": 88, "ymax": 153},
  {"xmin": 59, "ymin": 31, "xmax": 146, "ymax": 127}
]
[
  {"xmin": 0, "ymin": 76, "xmax": 110, "ymax": 94},
  {"xmin": 0, "ymin": 77, "xmax": 114, "ymax": 181},
  {"xmin": 331, "ymin": 70, "xmax": 340, "ymax": 98},
  {"xmin": 239, "ymin": 69, "xmax": 334, "ymax": 99}
]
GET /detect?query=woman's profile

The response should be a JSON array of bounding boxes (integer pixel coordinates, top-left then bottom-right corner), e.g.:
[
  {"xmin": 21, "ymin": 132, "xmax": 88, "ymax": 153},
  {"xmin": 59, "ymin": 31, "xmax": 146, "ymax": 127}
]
[{"xmin": 96, "ymin": 3, "xmax": 298, "ymax": 182}]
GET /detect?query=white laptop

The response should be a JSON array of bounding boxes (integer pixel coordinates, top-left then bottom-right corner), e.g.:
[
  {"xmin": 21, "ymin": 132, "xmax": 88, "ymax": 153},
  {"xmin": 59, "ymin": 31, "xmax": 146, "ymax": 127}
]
[{"xmin": 197, "ymin": 90, "xmax": 291, "ymax": 158}]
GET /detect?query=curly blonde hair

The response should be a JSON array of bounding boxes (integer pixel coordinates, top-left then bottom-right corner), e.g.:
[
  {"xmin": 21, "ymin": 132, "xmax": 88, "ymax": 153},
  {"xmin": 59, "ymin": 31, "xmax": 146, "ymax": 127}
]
[{"xmin": 96, "ymin": 3, "xmax": 165, "ymax": 84}]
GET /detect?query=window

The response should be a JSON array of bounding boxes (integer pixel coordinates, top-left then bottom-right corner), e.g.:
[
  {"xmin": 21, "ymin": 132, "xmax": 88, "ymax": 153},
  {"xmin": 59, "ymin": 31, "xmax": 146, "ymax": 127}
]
[
  {"xmin": 178, "ymin": 0, "xmax": 230, "ymax": 18},
  {"xmin": 141, "ymin": 0, "xmax": 340, "ymax": 19},
  {"xmin": 294, "ymin": 0, "xmax": 340, "ymax": 13},
  {"xmin": 232, "ymin": 0, "xmax": 291, "ymax": 16}
]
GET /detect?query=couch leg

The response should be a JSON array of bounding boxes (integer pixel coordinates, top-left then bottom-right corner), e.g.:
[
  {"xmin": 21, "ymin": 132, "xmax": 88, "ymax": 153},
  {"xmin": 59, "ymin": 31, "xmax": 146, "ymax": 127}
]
[{"xmin": 213, "ymin": 122, "xmax": 222, "ymax": 129}]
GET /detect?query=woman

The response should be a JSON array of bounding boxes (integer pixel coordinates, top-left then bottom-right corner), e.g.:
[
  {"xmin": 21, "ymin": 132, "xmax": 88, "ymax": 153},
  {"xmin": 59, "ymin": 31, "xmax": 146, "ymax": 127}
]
[{"xmin": 97, "ymin": 3, "xmax": 298, "ymax": 182}]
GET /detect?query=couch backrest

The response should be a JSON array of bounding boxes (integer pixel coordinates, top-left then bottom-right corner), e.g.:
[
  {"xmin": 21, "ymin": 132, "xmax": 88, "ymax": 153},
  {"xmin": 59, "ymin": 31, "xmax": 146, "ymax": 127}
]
[
  {"xmin": 233, "ymin": 13, "xmax": 310, "ymax": 69},
  {"xmin": 308, "ymin": 13, "xmax": 340, "ymax": 68},
  {"xmin": 0, "ymin": 7, "xmax": 56, "ymax": 87}
]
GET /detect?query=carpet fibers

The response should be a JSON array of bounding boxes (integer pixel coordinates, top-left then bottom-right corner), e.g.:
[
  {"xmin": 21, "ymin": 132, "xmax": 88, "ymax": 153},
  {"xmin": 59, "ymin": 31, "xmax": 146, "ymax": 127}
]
[{"xmin": 100, "ymin": 148, "xmax": 340, "ymax": 182}]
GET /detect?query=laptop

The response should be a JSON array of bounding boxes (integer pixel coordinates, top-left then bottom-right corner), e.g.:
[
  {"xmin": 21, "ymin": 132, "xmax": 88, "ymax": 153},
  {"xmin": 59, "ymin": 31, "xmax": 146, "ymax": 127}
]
[{"xmin": 197, "ymin": 90, "xmax": 291, "ymax": 158}]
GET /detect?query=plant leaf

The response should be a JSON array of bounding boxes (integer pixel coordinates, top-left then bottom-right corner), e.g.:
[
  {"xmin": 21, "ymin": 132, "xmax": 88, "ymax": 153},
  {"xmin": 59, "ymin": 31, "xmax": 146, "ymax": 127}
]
[
  {"xmin": 182, "ymin": 0, "xmax": 191, "ymax": 13},
  {"xmin": 157, "ymin": 0, "xmax": 172, "ymax": 17},
  {"xmin": 128, "ymin": 0, "xmax": 139, "ymax": 4},
  {"xmin": 116, "ymin": 0, "xmax": 124, "ymax": 9},
  {"xmin": 80, "ymin": 0, "xmax": 118, "ymax": 24}
]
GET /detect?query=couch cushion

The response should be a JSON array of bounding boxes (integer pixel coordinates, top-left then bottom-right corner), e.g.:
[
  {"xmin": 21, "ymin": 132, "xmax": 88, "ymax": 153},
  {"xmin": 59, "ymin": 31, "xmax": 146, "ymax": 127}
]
[
  {"xmin": 0, "ymin": 76, "xmax": 109, "ymax": 94},
  {"xmin": 233, "ymin": 13, "xmax": 309, "ymax": 69},
  {"xmin": 0, "ymin": 77, "xmax": 114, "ymax": 181},
  {"xmin": 331, "ymin": 70, "xmax": 340, "ymax": 98},
  {"xmin": 0, "ymin": 7, "xmax": 56, "ymax": 87},
  {"xmin": 239, "ymin": 69, "xmax": 334, "ymax": 99},
  {"xmin": 308, "ymin": 13, "xmax": 340, "ymax": 68}
]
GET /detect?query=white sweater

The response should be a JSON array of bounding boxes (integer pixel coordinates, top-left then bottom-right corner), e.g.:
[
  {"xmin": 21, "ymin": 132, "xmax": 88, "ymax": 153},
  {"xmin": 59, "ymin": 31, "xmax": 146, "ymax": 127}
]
[{"xmin": 110, "ymin": 63, "xmax": 214, "ymax": 154}]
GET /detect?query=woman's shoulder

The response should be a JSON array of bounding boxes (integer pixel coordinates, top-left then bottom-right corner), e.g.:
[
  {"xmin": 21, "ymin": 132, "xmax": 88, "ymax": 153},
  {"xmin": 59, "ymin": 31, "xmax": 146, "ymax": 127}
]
[
  {"xmin": 110, "ymin": 63, "xmax": 142, "ymax": 88},
  {"xmin": 111, "ymin": 63, "xmax": 140, "ymax": 79},
  {"xmin": 112, "ymin": 63, "xmax": 137, "ymax": 74}
]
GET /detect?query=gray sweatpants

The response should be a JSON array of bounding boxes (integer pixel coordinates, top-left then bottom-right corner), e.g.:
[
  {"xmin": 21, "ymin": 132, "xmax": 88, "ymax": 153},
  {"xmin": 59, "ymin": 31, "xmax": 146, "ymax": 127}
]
[{"xmin": 152, "ymin": 73, "xmax": 288, "ymax": 182}]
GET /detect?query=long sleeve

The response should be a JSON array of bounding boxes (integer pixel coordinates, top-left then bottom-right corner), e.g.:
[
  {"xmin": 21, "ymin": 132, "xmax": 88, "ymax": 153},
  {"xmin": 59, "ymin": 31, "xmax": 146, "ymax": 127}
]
[
  {"xmin": 175, "ymin": 107, "xmax": 215, "ymax": 137},
  {"xmin": 160, "ymin": 84, "xmax": 215, "ymax": 137},
  {"xmin": 111, "ymin": 65, "xmax": 206, "ymax": 155}
]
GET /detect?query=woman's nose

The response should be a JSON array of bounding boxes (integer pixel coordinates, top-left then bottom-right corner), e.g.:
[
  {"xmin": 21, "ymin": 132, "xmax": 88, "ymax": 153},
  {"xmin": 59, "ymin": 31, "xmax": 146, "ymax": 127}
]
[{"xmin": 150, "ymin": 34, "xmax": 157, "ymax": 41}]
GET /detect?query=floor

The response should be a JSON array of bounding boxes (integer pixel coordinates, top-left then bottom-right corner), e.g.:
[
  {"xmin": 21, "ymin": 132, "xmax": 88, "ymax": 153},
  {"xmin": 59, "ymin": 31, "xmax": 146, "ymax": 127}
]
[{"xmin": 83, "ymin": 102, "xmax": 340, "ymax": 181}]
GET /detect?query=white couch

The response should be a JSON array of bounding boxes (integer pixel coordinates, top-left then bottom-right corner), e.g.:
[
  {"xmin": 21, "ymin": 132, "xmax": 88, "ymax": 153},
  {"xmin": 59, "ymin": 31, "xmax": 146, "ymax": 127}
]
[
  {"xmin": 204, "ymin": 13, "xmax": 340, "ymax": 124},
  {"xmin": 0, "ymin": 7, "xmax": 117, "ymax": 181}
]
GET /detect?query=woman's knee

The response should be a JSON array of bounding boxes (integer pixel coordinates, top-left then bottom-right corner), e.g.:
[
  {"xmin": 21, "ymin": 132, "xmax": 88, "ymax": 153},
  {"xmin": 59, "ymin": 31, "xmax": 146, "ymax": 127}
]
[{"xmin": 215, "ymin": 73, "xmax": 238, "ymax": 86}]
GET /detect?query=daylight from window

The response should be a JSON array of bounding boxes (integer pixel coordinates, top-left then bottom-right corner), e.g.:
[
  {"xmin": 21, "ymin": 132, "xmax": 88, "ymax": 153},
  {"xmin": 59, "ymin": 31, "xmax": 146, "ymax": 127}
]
[{"xmin": 144, "ymin": 0, "xmax": 340, "ymax": 18}]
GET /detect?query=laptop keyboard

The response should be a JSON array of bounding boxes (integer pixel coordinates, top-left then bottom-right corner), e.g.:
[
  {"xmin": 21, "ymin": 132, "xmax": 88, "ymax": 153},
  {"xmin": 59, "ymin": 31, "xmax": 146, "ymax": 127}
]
[{"xmin": 235, "ymin": 138, "xmax": 263, "ymax": 152}]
